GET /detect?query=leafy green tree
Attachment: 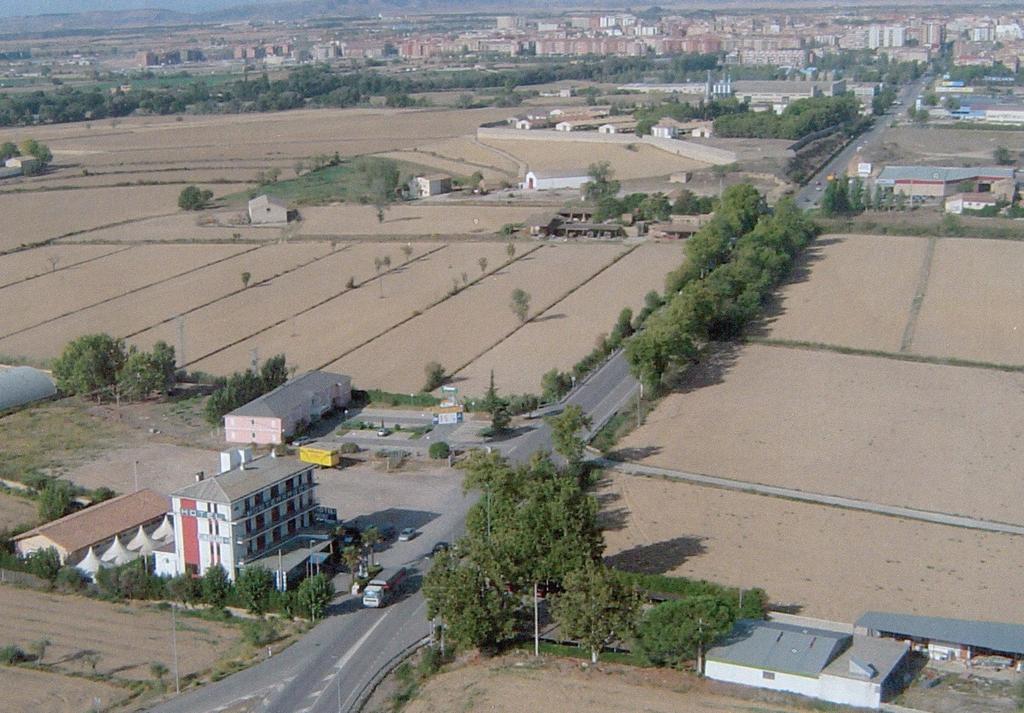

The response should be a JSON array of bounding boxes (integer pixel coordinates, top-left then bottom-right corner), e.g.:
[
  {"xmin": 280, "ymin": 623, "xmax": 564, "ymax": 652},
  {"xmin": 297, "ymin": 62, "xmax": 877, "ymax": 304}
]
[
  {"xmin": 296, "ymin": 573, "xmax": 334, "ymax": 621},
  {"xmin": 994, "ymin": 146, "xmax": 1015, "ymax": 165},
  {"xmin": 820, "ymin": 175, "xmax": 852, "ymax": 217},
  {"xmin": 0, "ymin": 141, "xmax": 18, "ymax": 161},
  {"xmin": 551, "ymin": 561, "xmax": 641, "ymax": 663},
  {"xmin": 260, "ymin": 354, "xmax": 288, "ymax": 390},
  {"xmin": 547, "ymin": 405, "xmax": 593, "ymax": 468},
  {"xmin": 362, "ymin": 526, "xmax": 381, "ymax": 568},
  {"xmin": 490, "ymin": 401, "xmax": 512, "ymax": 435},
  {"xmin": 428, "ymin": 441, "xmax": 451, "ymax": 460},
  {"xmin": 342, "ymin": 546, "xmax": 362, "ymax": 589},
  {"xmin": 637, "ymin": 193, "xmax": 672, "ymax": 221},
  {"xmin": 510, "ymin": 288, "xmax": 530, "ymax": 323},
  {"xmin": 201, "ymin": 564, "xmax": 232, "ymax": 608},
  {"xmin": 38, "ymin": 480, "xmax": 74, "ymax": 522},
  {"xmin": 583, "ymin": 161, "xmax": 620, "ymax": 203},
  {"xmin": 178, "ymin": 185, "xmax": 213, "ymax": 210},
  {"xmin": 52, "ymin": 333, "xmax": 127, "ymax": 398},
  {"xmin": 237, "ymin": 565, "xmax": 275, "ymax": 615},
  {"xmin": 423, "ymin": 361, "xmax": 445, "ymax": 391},
  {"xmin": 505, "ymin": 242, "xmax": 516, "ymax": 259},
  {"xmin": 241, "ymin": 271, "xmax": 252, "ymax": 288},
  {"xmin": 540, "ymin": 368, "xmax": 573, "ymax": 402},
  {"xmin": 150, "ymin": 662, "xmax": 168, "ymax": 687},
  {"xmin": 18, "ymin": 138, "xmax": 52, "ymax": 167},
  {"xmin": 167, "ymin": 573, "xmax": 202, "ymax": 604},
  {"xmin": 478, "ymin": 256, "xmax": 488, "ymax": 273},
  {"xmin": 635, "ymin": 595, "xmax": 737, "ymax": 669},
  {"xmin": 423, "ymin": 550, "xmax": 518, "ymax": 653},
  {"xmin": 117, "ymin": 348, "xmax": 168, "ymax": 401},
  {"xmin": 25, "ymin": 547, "xmax": 61, "ymax": 581}
]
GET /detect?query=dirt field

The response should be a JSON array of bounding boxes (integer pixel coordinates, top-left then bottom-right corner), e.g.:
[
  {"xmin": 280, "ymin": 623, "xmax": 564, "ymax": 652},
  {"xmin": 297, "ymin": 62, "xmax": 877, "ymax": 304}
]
[
  {"xmin": 0, "ymin": 491, "xmax": 37, "ymax": 530},
  {"xmin": 0, "ymin": 244, "xmax": 126, "ymax": 288},
  {"xmin": 479, "ymin": 138, "xmax": 707, "ymax": 180},
  {"xmin": 868, "ymin": 127, "xmax": 1024, "ymax": 165},
  {"xmin": 618, "ymin": 343, "xmax": 1024, "ymax": 524},
  {"xmin": 598, "ymin": 472, "xmax": 1024, "ymax": 624},
  {"xmin": 0, "ymin": 243, "xmax": 248, "ymax": 347},
  {"xmin": 415, "ymin": 136, "xmax": 521, "ymax": 175},
  {"xmin": 0, "ymin": 184, "xmax": 245, "ymax": 251},
  {"xmin": 296, "ymin": 203, "xmax": 540, "ymax": 237},
  {"xmin": 402, "ymin": 654, "xmax": 811, "ymax": 713},
  {"xmin": 909, "ymin": 237, "xmax": 1024, "ymax": 365},
  {"xmin": 453, "ymin": 242, "xmax": 683, "ymax": 395},
  {"xmin": 0, "ymin": 242, "xmax": 332, "ymax": 360},
  {"xmin": 377, "ymin": 150, "xmax": 511, "ymax": 183},
  {"xmin": 185, "ymin": 241, "xmax": 510, "ymax": 376},
  {"xmin": 60, "ymin": 443, "xmax": 220, "ymax": 495},
  {"xmin": 760, "ymin": 234, "xmax": 926, "ymax": 352},
  {"xmin": 0, "ymin": 666, "xmax": 127, "ymax": 713},
  {"xmin": 331, "ymin": 244, "xmax": 627, "ymax": 392},
  {"xmin": 0, "ymin": 586, "xmax": 240, "ymax": 680},
  {"xmin": 62, "ymin": 212, "xmax": 287, "ymax": 243}
]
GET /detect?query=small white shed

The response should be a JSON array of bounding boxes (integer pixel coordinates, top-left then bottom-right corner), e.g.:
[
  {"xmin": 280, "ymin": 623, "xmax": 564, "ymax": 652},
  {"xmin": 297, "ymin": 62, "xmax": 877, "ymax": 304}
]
[{"xmin": 248, "ymin": 194, "xmax": 289, "ymax": 225}]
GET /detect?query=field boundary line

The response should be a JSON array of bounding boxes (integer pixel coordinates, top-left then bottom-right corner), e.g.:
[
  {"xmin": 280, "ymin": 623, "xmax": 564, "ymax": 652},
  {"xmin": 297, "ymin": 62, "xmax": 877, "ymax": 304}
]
[
  {"xmin": 181, "ymin": 244, "xmax": 452, "ymax": 369},
  {"xmin": 595, "ymin": 457, "xmax": 1024, "ymax": 536},
  {"xmin": 748, "ymin": 337, "xmax": 1024, "ymax": 373},
  {"xmin": 121, "ymin": 244, "xmax": 352, "ymax": 340},
  {"xmin": 0, "ymin": 245, "xmax": 259, "ymax": 342},
  {"xmin": 447, "ymin": 245, "xmax": 640, "ymax": 384},
  {"xmin": 0, "ymin": 245, "xmax": 134, "ymax": 291},
  {"xmin": 899, "ymin": 235, "xmax": 937, "ymax": 352},
  {"xmin": 312, "ymin": 245, "xmax": 546, "ymax": 372}
]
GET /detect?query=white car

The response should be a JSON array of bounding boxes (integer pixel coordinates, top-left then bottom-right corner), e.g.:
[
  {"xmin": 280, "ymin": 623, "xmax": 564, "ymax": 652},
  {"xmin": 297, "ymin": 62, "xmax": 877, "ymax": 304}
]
[{"xmin": 398, "ymin": 527, "xmax": 417, "ymax": 541}]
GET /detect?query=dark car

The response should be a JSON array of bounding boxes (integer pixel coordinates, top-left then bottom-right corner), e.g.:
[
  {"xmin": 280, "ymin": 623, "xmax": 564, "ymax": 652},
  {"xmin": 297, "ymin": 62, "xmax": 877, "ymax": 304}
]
[
  {"xmin": 380, "ymin": 525, "xmax": 397, "ymax": 541},
  {"xmin": 431, "ymin": 541, "xmax": 450, "ymax": 556}
]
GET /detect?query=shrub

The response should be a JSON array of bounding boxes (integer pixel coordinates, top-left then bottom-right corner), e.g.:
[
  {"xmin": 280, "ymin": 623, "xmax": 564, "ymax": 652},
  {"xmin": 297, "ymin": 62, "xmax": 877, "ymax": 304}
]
[
  {"xmin": 423, "ymin": 362, "xmax": 446, "ymax": 392},
  {"xmin": 54, "ymin": 566, "xmax": 86, "ymax": 592},
  {"xmin": 0, "ymin": 645, "xmax": 27, "ymax": 665},
  {"xmin": 339, "ymin": 442, "xmax": 360, "ymax": 454},
  {"xmin": 24, "ymin": 547, "xmax": 61, "ymax": 582},
  {"xmin": 178, "ymin": 185, "xmax": 213, "ymax": 211},
  {"xmin": 428, "ymin": 441, "xmax": 450, "ymax": 459},
  {"xmin": 241, "ymin": 618, "xmax": 279, "ymax": 647}
]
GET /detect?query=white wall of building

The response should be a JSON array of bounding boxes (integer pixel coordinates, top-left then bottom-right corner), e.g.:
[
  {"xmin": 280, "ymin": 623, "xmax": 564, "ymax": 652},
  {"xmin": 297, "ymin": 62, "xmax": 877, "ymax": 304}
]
[
  {"xmin": 819, "ymin": 674, "xmax": 882, "ymax": 709},
  {"xmin": 705, "ymin": 660, "xmax": 821, "ymax": 700}
]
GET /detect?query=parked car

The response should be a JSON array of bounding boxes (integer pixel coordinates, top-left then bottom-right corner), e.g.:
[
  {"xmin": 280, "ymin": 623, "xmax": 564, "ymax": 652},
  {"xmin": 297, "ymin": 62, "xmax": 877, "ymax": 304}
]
[
  {"xmin": 398, "ymin": 527, "xmax": 417, "ymax": 541},
  {"xmin": 376, "ymin": 428, "xmax": 391, "ymax": 437},
  {"xmin": 431, "ymin": 541, "xmax": 450, "ymax": 556},
  {"xmin": 380, "ymin": 525, "xmax": 397, "ymax": 541}
]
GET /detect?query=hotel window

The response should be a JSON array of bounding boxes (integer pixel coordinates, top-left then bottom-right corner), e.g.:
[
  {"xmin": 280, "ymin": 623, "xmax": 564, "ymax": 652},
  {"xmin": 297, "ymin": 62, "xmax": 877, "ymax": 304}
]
[{"xmin": 762, "ymin": 671, "xmax": 775, "ymax": 680}]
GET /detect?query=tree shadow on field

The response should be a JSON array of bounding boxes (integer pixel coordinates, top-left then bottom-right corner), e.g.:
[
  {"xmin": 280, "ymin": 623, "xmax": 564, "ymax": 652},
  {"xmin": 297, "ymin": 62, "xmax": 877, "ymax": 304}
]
[
  {"xmin": 532, "ymin": 313, "xmax": 566, "ymax": 322},
  {"xmin": 607, "ymin": 445, "xmax": 661, "ymax": 462},
  {"xmin": 604, "ymin": 536, "xmax": 708, "ymax": 574},
  {"xmin": 593, "ymin": 476, "xmax": 628, "ymax": 531},
  {"xmin": 666, "ymin": 341, "xmax": 743, "ymax": 394},
  {"xmin": 55, "ymin": 648, "xmax": 101, "ymax": 667},
  {"xmin": 747, "ymin": 235, "xmax": 837, "ymax": 338}
]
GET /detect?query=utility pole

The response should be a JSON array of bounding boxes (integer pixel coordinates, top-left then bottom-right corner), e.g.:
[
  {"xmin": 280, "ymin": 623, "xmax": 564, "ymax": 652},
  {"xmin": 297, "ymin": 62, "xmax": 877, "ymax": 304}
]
[
  {"xmin": 697, "ymin": 617, "xmax": 704, "ymax": 676},
  {"xmin": 534, "ymin": 582, "xmax": 540, "ymax": 657},
  {"xmin": 637, "ymin": 382, "xmax": 644, "ymax": 429},
  {"xmin": 133, "ymin": 460, "xmax": 139, "ymax": 493},
  {"xmin": 171, "ymin": 605, "xmax": 180, "ymax": 695}
]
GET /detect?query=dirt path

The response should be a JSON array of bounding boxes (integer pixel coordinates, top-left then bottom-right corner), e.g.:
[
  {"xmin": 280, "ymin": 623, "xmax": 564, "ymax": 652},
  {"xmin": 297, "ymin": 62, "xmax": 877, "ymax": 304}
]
[{"xmin": 899, "ymin": 235, "xmax": 937, "ymax": 352}]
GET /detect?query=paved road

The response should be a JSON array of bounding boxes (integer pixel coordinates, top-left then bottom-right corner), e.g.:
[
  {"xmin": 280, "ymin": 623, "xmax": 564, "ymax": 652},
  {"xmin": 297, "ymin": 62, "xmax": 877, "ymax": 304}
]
[
  {"xmin": 596, "ymin": 457, "xmax": 1024, "ymax": 536},
  {"xmin": 795, "ymin": 77, "xmax": 927, "ymax": 211},
  {"xmin": 148, "ymin": 353, "xmax": 633, "ymax": 713}
]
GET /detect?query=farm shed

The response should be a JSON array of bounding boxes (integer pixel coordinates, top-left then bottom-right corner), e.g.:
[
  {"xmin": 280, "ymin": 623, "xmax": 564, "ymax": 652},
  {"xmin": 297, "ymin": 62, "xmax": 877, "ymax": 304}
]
[
  {"xmin": 248, "ymin": 194, "xmax": 290, "ymax": 225},
  {"xmin": 522, "ymin": 169, "xmax": 590, "ymax": 191},
  {"xmin": 224, "ymin": 370, "xmax": 351, "ymax": 445},
  {"xmin": 408, "ymin": 174, "xmax": 453, "ymax": 198},
  {"xmin": 855, "ymin": 611, "xmax": 1024, "ymax": 669},
  {"xmin": 14, "ymin": 489, "xmax": 170, "ymax": 565},
  {"xmin": 875, "ymin": 166, "xmax": 1016, "ymax": 200},
  {"xmin": 0, "ymin": 366, "xmax": 56, "ymax": 411},
  {"xmin": 706, "ymin": 620, "xmax": 909, "ymax": 709}
]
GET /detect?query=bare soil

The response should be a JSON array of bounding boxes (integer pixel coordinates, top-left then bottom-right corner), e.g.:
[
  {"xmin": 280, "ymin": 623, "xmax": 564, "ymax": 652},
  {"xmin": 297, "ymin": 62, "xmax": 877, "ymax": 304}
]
[
  {"xmin": 598, "ymin": 472, "xmax": 1024, "ymax": 625},
  {"xmin": 617, "ymin": 343, "xmax": 1024, "ymax": 524},
  {"xmin": 0, "ymin": 491, "xmax": 37, "ymax": 530},
  {"xmin": 296, "ymin": 203, "xmax": 541, "ymax": 238},
  {"xmin": 0, "ymin": 666, "xmax": 127, "ymax": 713},
  {"xmin": 479, "ymin": 138, "xmax": 707, "ymax": 180}
]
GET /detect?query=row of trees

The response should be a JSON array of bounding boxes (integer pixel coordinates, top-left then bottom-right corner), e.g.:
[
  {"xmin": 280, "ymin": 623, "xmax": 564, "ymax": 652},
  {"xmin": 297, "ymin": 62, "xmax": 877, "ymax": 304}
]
[
  {"xmin": 625, "ymin": 185, "xmax": 819, "ymax": 390},
  {"xmin": 713, "ymin": 94, "xmax": 862, "ymax": 140},
  {"xmin": 203, "ymin": 354, "xmax": 289, "ymax": 424},
  {"xmin": 52, "ymin": 333, "xmax": 176, "ymax": 401},
  {"xmin": 423, "ymin": 449, "xmax": 763, "ymax": 665}
]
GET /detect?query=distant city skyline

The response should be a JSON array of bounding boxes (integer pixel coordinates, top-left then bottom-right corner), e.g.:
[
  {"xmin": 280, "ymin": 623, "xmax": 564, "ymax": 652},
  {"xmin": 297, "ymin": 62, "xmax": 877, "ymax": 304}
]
[{"xmin": 0, "ymin": 0, "xmax": 245, "ymax": 17}]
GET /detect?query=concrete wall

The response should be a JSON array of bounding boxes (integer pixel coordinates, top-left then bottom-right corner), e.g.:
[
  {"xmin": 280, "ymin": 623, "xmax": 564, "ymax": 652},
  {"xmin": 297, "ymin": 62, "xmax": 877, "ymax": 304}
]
[
  {"xmin": 819, "ymin": 674, "xmax": 882, "ymax": 709},
  {"xmin": 705, "ymin": 660, "xmax": 820, "ymax": 700},
  {"xmin": 477, "ymin": 126, "xmax": 738, "ymax": 166}
]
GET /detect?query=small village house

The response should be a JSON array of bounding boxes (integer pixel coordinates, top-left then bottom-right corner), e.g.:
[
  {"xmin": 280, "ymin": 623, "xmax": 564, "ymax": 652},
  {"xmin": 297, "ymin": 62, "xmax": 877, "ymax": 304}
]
[
  {"xmin": 944, "ymin": 192, "xmax": 1000, "ymax": 214},
  {"xmin": 248, "ymin": 194, "xmax": 290, "ymax": 225},
  {"xmin": 408, "ymin": 174, "xmax": 453, "ymax": 198},
  {"xmin": 224, "ymin": 370, "xmax": 351, "ymax": 445}
]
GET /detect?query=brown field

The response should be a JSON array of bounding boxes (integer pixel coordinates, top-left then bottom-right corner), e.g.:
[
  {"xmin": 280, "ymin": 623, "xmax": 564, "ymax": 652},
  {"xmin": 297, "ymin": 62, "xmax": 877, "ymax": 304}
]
[
  {"xmin": 0, "ymin": 491, "xmax": 37, "ymax": 530},
  {"xmin": 454, "ymin": 242, "xmax": 683, "ymax": 395},
  {"xmin": 6, "ymin": 167, "xmax": 263, "ymax": 189},
  {"xmin": 0, "ymin": 585, "xmax": 240, "ymax": 680},
  {"xmin": 871, "ymin": 127, "xmax": 1024, "ymax": 165},
  {"xmin": 0, "ymin": 242, "xmax": 332, "ymax": 360},
  {"xmin": 760, "ymin": 233, "xmax": 926, "ymax": 351},
  {"xmin": 0, "ymin": 667, "xmax": 127, "ymax": 713},
  {"xmin": 415, "ymin": 136, "xmax": 521, "ymax": 174},
  {"xmin": 376, "ymin": 149, "xmax": 510, "ymax": 183},
  {"xmin": 133, "ymin": 240, "xmax": 460, "ymax": 372},
  {"xmin": 403, "ymin": 654, "xmax": 810, "ymax": 713},
  {"xmin": 330, "ymin": 244, "xmax": 627, "ymax": 392},
  {"xmin": 0, "ymin": 184, "xmax": 246, "ymax": 251},
  {"xmin": 479, "ymin": 138, "xmax": 707, "ymax": 180},
  {"xmin": 62, "ymin": 212, "xmax": 285, "ymax": 243},
  {"xmin": 2, "ymin": 106, "xmax": 515, "ymax": 170},
  {"xmin": 59, "ymin": 443, "xmax": 220, "ymax": 496},
  {"xmin": 909, "ymin": 238, "xmax": 1024, "ymax": 365},
  {"xmin": 296, "ymin": 203, "xmax": 541, "ymax": 237},
  {"xmin": 185, "ymin": 242, "xmax": 512, "ymax": 376},
  {"xmin": 0, "ymin": 243, "xmax": 247, "ymax": 343},
  {"xmin": 0, "ymin": 244, "xmax": 126, "ymax": 287},
  {"xmin": 618, "ymin": 343, "xmax": 1024, "ymax": 524},
  {"xmin": 598, "ymin": 472, "xmax": 1024, "ymax": 625}
]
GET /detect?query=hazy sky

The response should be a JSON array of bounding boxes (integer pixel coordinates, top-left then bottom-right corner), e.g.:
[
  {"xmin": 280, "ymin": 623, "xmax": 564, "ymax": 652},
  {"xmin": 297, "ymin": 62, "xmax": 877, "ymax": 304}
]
[{"xmin": 0, "ymin": 0, "xmax": 248, "ymax": 16}]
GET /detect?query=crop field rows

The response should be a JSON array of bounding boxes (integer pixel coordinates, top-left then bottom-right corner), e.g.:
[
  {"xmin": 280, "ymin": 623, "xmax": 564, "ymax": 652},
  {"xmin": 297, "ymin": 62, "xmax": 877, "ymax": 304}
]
[{"xmin": 611, "ymin": 232, "xmax": 1024, "ymax": 624}]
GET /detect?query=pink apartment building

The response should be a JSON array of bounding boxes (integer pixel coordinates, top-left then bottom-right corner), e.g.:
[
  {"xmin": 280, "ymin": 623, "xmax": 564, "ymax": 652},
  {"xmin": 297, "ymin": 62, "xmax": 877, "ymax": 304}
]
[{"xmin": 224, "ymin": 370, "xmax": 351, "ymax": 445}]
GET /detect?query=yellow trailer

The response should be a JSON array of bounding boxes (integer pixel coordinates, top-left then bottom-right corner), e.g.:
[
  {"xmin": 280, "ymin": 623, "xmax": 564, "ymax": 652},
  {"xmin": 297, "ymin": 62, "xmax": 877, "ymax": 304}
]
[{"xmin": 299, "ymin": 444, "xmax": 341, "ymax": 468}]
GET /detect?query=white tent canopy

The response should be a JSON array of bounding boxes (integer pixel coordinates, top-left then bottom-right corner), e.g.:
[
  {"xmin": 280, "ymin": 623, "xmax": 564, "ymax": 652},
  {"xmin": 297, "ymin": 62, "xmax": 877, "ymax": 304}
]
[
  {"xmin": 152, "ymin": 515, "xmax": 174, "ymax": 543},
  {"xmin": 75, "ymin": 546, "xmax": 103, "ymax": 581},
  {"xmin": 127, "ymin": 525, "xmax": 159, "ymax": 555},
  {"xmin": 100, "ymin": 535, "xmax": 137, "ymax": 566}
]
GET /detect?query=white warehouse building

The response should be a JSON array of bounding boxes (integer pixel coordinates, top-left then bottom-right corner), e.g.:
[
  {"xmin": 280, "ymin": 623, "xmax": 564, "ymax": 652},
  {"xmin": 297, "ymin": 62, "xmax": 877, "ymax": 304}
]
[
  {"xmin": 521, "ymin": 169, "xmax": 590, "ymax": 191},
  {"xmin": 705, "ymin": 620, "xmax": 910, "ymax": 709}
]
